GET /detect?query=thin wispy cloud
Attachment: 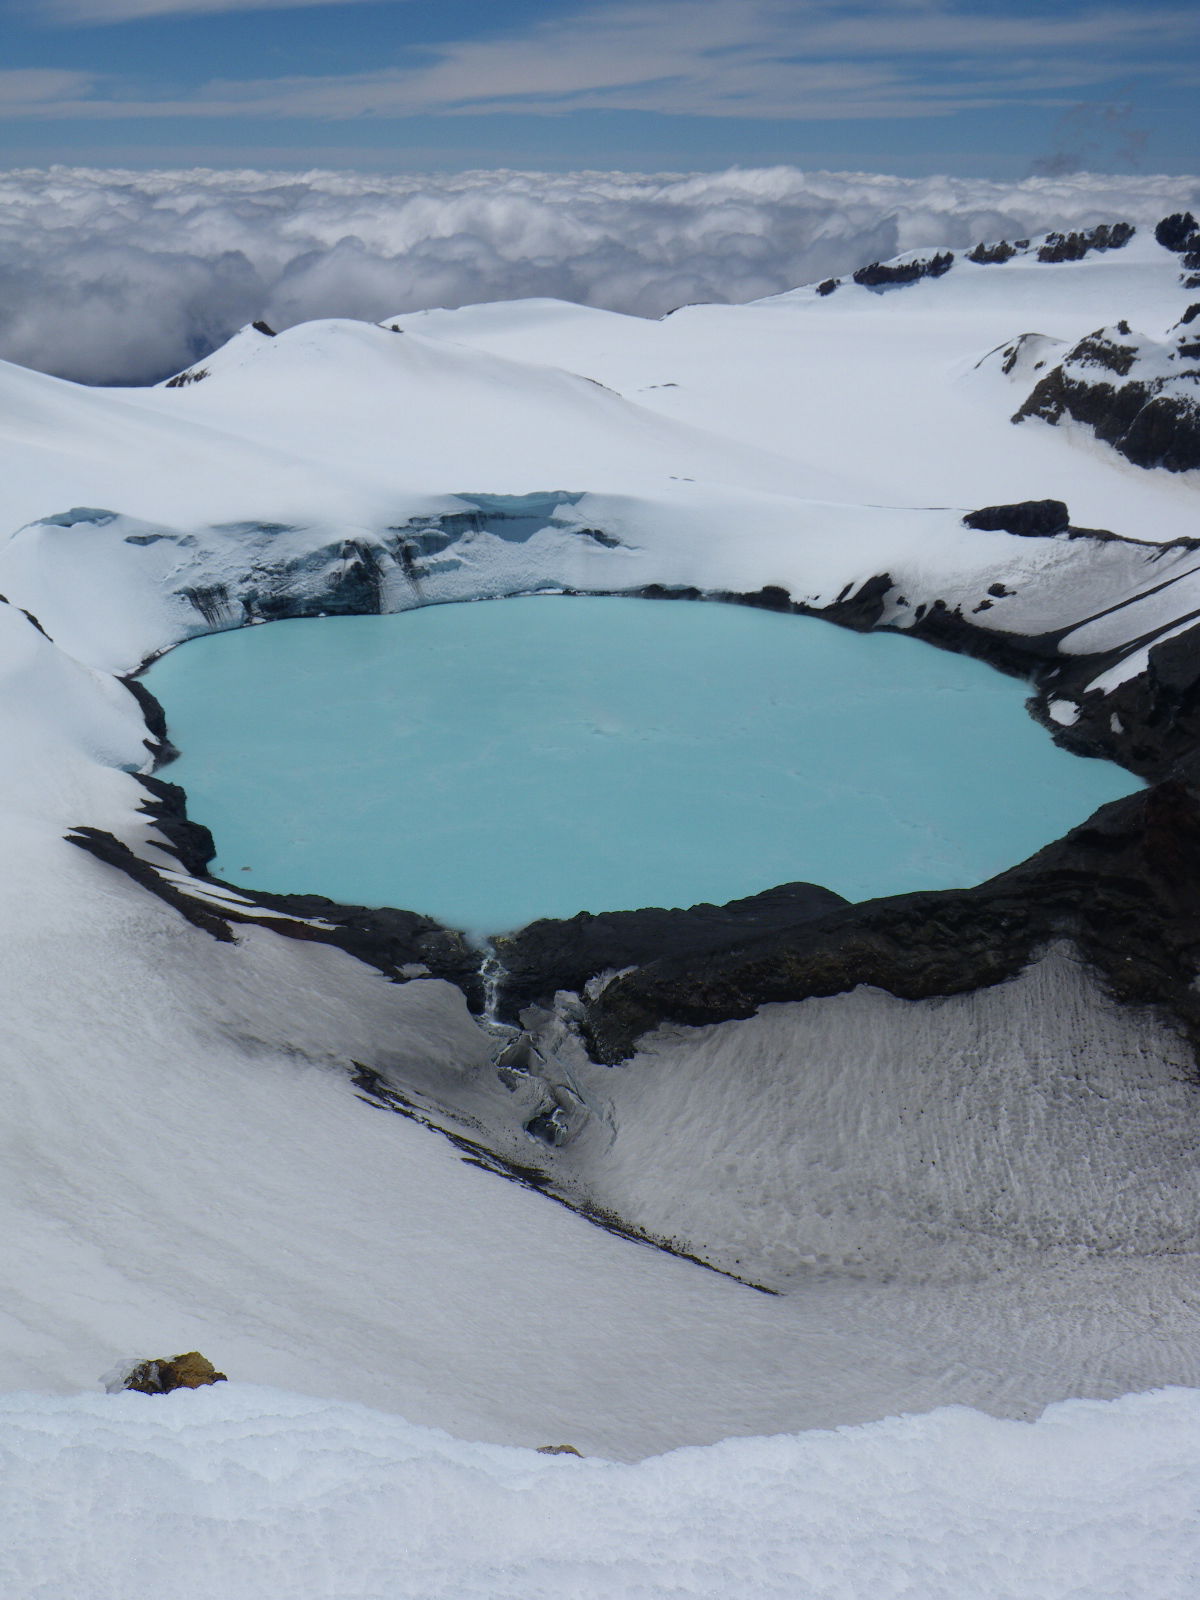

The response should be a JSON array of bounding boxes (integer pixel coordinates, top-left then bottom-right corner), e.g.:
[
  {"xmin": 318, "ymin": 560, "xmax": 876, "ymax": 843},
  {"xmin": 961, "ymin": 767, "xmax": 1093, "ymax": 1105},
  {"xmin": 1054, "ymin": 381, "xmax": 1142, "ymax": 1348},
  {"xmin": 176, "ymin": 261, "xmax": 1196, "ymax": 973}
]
[
  {"xmin": 8, "ymin": 0, "xmax": 1195, "ymax": 120},
  {"xmin": 42, "ymin": 0, "xmax": 382, "ymax": 18},
  {"xmin": 0, "ymin": 164, "xmax": 1194, "ymax": 384},
  {"xmin": 0, "ymin": 68, "xmax": 95, "ymax": 102}
]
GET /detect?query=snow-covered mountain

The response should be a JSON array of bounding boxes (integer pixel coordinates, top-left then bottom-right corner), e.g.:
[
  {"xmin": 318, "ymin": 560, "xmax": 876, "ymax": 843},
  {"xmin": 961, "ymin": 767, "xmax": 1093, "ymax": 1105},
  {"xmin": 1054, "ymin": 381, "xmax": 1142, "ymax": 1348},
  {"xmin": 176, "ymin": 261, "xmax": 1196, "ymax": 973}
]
[{"xmin": 1, "ymin": 209, "xmax": 1199, "ymax": 1594}]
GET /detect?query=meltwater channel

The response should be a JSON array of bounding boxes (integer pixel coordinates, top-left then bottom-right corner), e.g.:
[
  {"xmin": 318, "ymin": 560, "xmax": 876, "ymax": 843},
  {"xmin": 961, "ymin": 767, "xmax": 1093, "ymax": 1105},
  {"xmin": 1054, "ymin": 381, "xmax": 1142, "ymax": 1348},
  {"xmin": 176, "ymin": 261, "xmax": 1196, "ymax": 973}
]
[{"xmin": 146, "ymin": 595, "xmax": 1139, "ymax": 935}]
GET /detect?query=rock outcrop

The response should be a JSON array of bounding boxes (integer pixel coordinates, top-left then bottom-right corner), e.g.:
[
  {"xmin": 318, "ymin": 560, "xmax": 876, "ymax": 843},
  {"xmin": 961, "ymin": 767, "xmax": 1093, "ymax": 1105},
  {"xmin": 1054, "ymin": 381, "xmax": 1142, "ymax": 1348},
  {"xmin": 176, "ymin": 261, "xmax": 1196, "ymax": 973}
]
[
  {"xmin": 962, "ymin": 500, "xmax": 1071, "ymax": 538},
  {"xmin": 1155, "ymin": 212, "xmax": 1199, "ymax": 254},
  {"xmin": 580, "ymin": 782, "xmax": 1200, "ymax": 1064},
  {"xmin": 117, "ymin": 1352, "xmax": 228, "ymax": 1394},
  {"xmin": 492, "ymin": 881, "xmax": 848, "ymax": 1025},
  {"xmin": 1036, "ymin": 222, "xmax": 1134, "ymax": 262},
  {"xmin": 852, "ymin": 252, "xmax": 953, "ymax": 288},
  {"xmin": 1014, "ymin": 323, "xmax": 1200, "ymax": 473}
]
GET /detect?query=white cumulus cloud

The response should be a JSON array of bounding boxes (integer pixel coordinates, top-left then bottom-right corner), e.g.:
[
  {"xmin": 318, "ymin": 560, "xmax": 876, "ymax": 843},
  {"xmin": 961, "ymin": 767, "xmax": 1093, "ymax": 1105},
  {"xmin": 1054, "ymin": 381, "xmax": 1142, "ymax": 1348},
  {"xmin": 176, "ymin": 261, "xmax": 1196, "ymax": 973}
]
[{"xmin": 0, "ymin": 164, "xmax": 1196, "ymax": 385}]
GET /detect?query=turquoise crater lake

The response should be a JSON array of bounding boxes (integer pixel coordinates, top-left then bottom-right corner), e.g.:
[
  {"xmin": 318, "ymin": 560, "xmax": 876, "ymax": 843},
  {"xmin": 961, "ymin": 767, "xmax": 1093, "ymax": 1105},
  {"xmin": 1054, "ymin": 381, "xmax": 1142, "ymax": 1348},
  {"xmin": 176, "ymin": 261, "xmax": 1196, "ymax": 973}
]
[{"xmin": 146, "ymin": 596, "xmax": 1139, "ymax": 935}]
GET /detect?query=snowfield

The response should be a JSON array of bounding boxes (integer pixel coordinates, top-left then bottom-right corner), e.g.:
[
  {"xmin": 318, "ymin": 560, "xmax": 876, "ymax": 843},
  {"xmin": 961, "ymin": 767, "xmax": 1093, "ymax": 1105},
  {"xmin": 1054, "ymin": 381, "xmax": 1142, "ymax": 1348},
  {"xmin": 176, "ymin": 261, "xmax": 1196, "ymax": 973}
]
[{"xmin": 0, "ymin": 206, "xmax": 1199, "ymax": 1595}]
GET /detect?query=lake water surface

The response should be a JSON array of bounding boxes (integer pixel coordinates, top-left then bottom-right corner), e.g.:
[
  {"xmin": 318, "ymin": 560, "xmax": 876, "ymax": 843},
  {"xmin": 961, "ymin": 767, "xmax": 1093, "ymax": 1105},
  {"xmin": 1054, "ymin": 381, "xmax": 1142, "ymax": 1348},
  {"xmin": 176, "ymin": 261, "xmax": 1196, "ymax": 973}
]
[{"xmin": 146, "ymin": 596, "xmax": 1139, "ymax": 934}]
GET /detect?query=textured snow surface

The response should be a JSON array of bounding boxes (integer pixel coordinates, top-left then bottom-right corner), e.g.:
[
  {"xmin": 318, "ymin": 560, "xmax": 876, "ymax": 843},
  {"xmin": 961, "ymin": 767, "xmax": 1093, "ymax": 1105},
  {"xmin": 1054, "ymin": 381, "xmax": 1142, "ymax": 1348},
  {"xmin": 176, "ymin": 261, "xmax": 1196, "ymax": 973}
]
[
  {"xmin": 536, "ymin": 950, "xmax": 1200, "ymax": 1287},
  {"xmin": 3, "ymin": 1385, "xmax": 1198, "ymax": 1600}
]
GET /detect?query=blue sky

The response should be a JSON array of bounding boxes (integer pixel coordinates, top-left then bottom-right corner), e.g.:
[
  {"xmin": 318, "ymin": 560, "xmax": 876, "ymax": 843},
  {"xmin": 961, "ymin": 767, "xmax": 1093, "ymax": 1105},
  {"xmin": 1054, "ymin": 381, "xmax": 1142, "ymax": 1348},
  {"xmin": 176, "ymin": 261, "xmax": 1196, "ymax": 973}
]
[{"xmin": 1, "ymin": 0, "xmax": 1197, "ymax": 173}]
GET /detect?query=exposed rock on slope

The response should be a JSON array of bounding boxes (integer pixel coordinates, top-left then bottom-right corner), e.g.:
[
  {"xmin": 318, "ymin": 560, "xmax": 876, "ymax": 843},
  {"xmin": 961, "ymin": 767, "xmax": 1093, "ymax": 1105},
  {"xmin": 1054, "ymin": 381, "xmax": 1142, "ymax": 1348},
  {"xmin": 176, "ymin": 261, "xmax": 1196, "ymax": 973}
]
[
  {"xmin": 1036, "ymin": 223, "xmax": 1135, "ymax": 263},
  {"xmin": 961, "ymin": 500, "xmax": 1071, "ymax": 537},
  {"xmin": 1155, "ymin": 212, "xmax": 1199, "ymax": 254},
  {"xmin": 115, "ymin": 1353, "xmax": 227, "ymax": 1394},
  {"xmin": 581, "ymin": 783, "xmax": 1200, "ymax": 1065},
  {"xmin": 1014, "ymin": 323, "xmax": 1200, "ymax": 472},
  {"xmin": 492, "ymin": 882, "xmax": 848, "ymax": 1025},
  {"xmin": 852, "ymin": 251, "xmax": 953, "ymax": 288}
]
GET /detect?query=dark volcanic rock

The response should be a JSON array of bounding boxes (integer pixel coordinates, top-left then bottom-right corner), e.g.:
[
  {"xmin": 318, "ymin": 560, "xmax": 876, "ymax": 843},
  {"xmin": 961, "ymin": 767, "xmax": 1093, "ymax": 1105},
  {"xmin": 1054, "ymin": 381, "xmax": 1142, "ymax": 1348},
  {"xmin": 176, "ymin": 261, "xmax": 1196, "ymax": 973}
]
[
  {"xmin": 581, "ymin": 783, "xmax": 1200, "ymax": 1064},
  {"xmin": 962, "ymin": 500, "xmax": 1071, "ymax": 538},
  {"xmin": 220, "ymin": 884, "xmax": 486, "ymax": 1004},
  {"xmin": 0, "ymin": 593, "xmax": 51, "ymax": 640},
  {"xmin": 121, "ymin": 672, "xmax": 170, "ymax": 743},
  {"xmin": 136, "ymin": 774, "xmax": 216, "ymax": 876},
  {"xmin": 852, "ymin": 252, "xmax": 953, "ymax": 288},
  {"xmin": 816, "ymin": 278, "xmax": 840, "ymax": 296},
  {"xmin": 1116, "ymin": 394, "xmax": 1200, "ymax": 473},
  {"xmin": 493, "ymin": 881, "xmax": 848, "ymax": 1024},
  {"xmin": 1014, "ymin": 326, "xmax": 1200, "ymax": 473},
  {"xmin": 1036, "ymin": 222, "xmax": 1134, "ymax": 262},
  {"xmin": 966, "ymin": 240, "xmax": 1018, "ymax": 265},
  {"xmin": 1057, "ymin": 621, "xmax": 1200, "ymax": 788},
  {"xmin": 1155, "ymin": 212, "xmax": 1199, "ymax": 253},
  {"xmin": 818, "ymin": 573, "xmax": 896, "ymax": 630},
  {"xmin": 68, "ymin": 828, "xmax": 236, "ymax": 942},
  {"xmin": 66, "ymin": 824, "xmax": 484, "ymax": 1002},
  {"xmin": 163, "ymin": 367, "xmax": 209, "ymax": 389}
]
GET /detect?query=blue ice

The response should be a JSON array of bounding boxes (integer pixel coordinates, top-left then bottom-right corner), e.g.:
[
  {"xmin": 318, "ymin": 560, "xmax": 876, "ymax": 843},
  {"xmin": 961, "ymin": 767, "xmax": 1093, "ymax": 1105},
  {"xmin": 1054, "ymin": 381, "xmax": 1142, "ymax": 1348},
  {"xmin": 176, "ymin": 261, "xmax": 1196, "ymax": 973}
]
[{"xmin": 146, "ymin": 596, "xmax": 1140, "ymax": 935}]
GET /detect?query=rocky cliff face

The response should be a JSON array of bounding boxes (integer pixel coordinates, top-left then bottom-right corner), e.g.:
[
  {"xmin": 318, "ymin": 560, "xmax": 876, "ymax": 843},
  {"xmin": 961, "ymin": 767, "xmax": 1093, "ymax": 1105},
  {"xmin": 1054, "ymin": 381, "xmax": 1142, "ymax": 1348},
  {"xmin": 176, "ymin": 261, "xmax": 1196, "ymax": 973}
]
[
  {"xmin": 1013, "ymin": 320, "xmax": 1200, "ymax": 473},
  {"xmin": 580, "ymin": 782, "xmax": 1200, "ymax": 1065}
]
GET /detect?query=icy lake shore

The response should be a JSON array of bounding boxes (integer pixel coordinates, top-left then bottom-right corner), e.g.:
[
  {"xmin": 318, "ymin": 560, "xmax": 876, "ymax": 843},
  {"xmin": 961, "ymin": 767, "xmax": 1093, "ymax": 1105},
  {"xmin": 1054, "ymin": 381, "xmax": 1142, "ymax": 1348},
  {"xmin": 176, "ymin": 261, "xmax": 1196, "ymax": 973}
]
[{"xmin": 146, "ymin": 596, "xmax": 1138, "ymax": 933}]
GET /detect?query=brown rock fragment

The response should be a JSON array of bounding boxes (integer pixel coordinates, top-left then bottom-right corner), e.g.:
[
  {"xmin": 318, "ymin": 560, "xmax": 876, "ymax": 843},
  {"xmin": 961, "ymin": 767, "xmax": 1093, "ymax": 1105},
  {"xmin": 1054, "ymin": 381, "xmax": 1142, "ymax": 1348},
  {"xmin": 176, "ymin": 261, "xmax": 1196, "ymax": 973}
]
[{"xmin": 122, "ymin": 1352, "xmax": 227, "ymax": 1394}]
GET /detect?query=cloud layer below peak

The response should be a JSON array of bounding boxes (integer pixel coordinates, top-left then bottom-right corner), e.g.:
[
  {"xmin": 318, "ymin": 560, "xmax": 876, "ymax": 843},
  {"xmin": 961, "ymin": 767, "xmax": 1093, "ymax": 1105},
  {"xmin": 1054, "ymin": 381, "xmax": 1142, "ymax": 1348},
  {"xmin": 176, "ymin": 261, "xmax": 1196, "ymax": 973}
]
[{"xmin": 0, "ymin": 164, "xmax": 1195, "ymax": 385}]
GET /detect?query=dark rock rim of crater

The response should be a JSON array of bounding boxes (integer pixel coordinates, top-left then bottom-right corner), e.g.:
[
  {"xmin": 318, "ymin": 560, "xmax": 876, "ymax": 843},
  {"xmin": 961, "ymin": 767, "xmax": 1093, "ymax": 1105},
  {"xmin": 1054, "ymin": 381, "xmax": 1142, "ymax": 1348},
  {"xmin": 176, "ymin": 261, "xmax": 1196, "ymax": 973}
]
[
  {"xmin": 77, "ymin": 498, "xmax": 1200, "ymax": 1064},
  {"xmin": 582, "ymin": 780, "xmax": 1200, "ymax": 1066}
]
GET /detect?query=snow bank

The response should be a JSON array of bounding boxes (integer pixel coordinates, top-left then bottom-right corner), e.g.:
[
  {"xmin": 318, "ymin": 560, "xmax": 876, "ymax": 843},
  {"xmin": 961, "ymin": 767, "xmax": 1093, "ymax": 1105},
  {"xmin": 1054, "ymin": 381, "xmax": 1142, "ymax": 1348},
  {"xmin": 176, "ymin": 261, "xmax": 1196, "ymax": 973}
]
[{"xmin": 2, "ymin": 1384, "xmax": 1196, "ymax": 1600}]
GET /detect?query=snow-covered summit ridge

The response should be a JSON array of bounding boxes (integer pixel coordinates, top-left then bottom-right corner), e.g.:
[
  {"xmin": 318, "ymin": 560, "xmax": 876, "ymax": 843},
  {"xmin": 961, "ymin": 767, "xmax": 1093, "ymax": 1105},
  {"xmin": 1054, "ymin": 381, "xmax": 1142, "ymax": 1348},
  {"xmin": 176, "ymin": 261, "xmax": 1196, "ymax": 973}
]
[
  {"xmin": 775, "ymin": 218, "xmax": 1140, "ymax": 299},
  {"xmin": 743, "ymin": 212, "xmax": 1174, "ymax": 310}
]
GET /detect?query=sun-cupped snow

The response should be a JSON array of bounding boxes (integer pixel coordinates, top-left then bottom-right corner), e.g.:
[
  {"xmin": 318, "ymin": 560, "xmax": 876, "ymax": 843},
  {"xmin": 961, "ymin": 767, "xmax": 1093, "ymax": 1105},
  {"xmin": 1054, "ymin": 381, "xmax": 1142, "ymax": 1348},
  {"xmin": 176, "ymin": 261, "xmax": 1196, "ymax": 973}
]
[{"xmin": 0, "ymin": 203, "xmax": 1199, "ymax": 1522}]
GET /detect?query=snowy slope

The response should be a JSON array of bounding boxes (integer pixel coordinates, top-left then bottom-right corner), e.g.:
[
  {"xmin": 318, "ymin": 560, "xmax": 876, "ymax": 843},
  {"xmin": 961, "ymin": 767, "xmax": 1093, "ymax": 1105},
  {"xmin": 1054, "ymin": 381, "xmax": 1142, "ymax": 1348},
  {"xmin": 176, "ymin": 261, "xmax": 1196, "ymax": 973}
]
[
  {"xmin": 0, "ymin": 211, "xmax": 1198, "ymax": 1599},
  {"xmin": 392, "ymin": 227, "xmax": 1197, "ymax": 541}
]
